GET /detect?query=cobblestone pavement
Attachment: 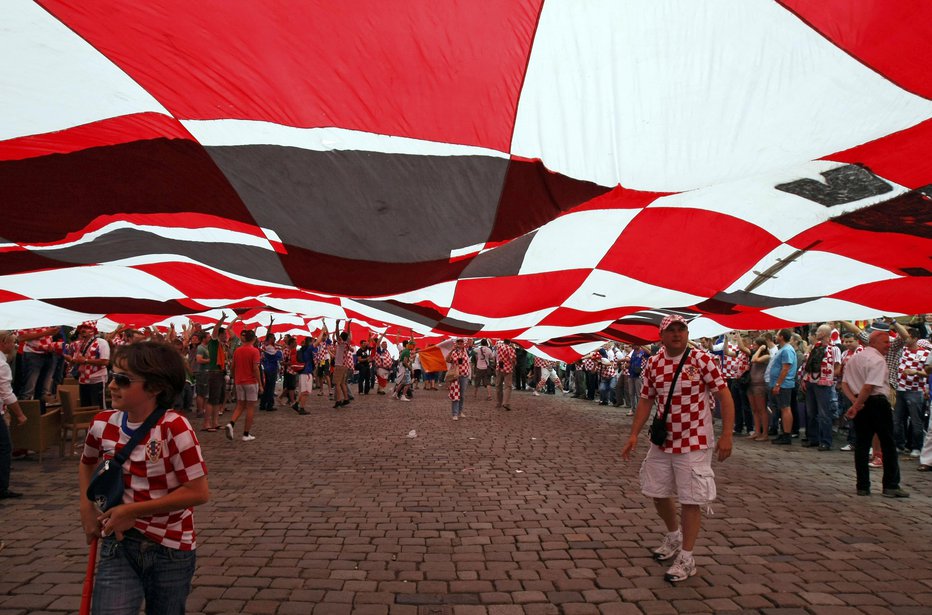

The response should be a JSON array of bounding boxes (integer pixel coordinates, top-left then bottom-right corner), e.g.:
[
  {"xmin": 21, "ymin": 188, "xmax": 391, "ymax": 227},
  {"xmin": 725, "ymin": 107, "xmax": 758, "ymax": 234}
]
[{"xmin": 2, "ymin": 386, "xmax": 932, "ymax": 615}]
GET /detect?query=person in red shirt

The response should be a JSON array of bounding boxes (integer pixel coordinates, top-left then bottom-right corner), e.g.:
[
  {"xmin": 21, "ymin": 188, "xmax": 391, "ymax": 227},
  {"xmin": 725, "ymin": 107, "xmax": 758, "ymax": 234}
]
[{"xmin": 225, "ymin": 330, "xmax": 262, "ymax": 442}]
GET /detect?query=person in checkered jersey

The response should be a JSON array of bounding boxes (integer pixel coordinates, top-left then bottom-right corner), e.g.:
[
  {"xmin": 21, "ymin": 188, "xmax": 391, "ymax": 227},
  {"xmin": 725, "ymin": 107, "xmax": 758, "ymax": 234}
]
[
  {"xmin": 79, "ymin": 341, "xmax": 209, "ymax": 614},
  {"xmin": 622, "ymin": 315, "xmax": 735, "ymax": 583}
]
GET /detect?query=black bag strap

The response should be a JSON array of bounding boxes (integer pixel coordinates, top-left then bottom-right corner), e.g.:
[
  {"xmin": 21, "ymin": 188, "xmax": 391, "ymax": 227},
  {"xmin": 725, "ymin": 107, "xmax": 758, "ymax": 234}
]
[
  {"xmin": 657, "ymin": 348, "xmax": 691, "ymax": 420},
  {"xmin": 112, "ymin": 406, "xmax": 168, "ymax": 465}
]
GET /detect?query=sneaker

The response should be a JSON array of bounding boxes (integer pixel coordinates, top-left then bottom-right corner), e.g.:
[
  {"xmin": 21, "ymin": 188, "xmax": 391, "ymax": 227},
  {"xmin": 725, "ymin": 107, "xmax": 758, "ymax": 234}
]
[
  {"xmin": 857, "ymin": 489, "xmax": 871, "ymax": 496},
  {"xmin": 459, "ymin": 412, "xmax": 465, "ymax": 418},
  {"xmin": 882, "ymin": 487, "xmax": 910, "ymax": 498},
  {"xmin": 297, "ymin": 408, "xmax": 309, "ymax": 415},
  {"xmin": 910, "ymin": 449, "xmax": 921, "ymax": 458},
  {"xmin": 503, "ymin": 405, "xmax": 511, "ymax": 412},
  {"xmin": 869, "ymin": 457, "xmax": 883, "ymax": 468},
  {"xmin": 626, "ymin": 410, "xmax": 634, "ymax": 417},
  {"xmin": 533, "ymin": 391, "xmax": 540, "ymax": 397},
  {"xmin": 452, "ymin": 415, "xmax": 459, "ymax": 421},
  {"xmin": 840, "ymin": 444, "xmax": 854, "ymax": 452},
  {"xmin": 399, "ymin": 396, "xmax": 410, "ymax": 402},
  {"xmin": 291, "ymin": 402, "xmax": 301, "ymax": 413},
  {"xmin": 224, "ymin": 423, "xmax": 234, "ymax": 441},
  {"xmin": 562, "ymin": 390, "xmax": 571, "ymax": 395},
  {"xmin": 817, "ymin": 444, "xmax": 831, "ymax": 451},
  {"xmin": 652, "ymin": 531, "xmax": 682, "ymax": 561},
  {"xmin": 242, "ymin": 434, "xmax": 256, "ymax": 442},
  {"xmin": 663, "ymin": 552, "xmax": 696, "ymax": 583}
]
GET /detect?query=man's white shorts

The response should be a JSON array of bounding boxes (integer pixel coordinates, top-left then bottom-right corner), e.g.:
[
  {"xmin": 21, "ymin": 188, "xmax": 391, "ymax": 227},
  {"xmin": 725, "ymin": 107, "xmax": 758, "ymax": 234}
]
[
  {"xmin": 639, "ymin": 445, "xmax": 716, "ymax": 505},
  {"xmin": 235, "ymin": 383, "xmax": 259, "ymax": 402},
  {"xmin": 298, "ymin": 373, "xmax": 314, "ymax": 394}
]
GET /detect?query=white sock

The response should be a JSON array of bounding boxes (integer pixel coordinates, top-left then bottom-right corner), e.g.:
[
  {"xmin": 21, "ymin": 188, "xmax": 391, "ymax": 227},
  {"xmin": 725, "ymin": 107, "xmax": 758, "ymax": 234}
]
[
  {"xmin": 680, "ymin": 549, "xmax": 693, "ymax": 560},
  {"xmin": 668, "ymin": 529, "xmax": 682, "ymax": 539}
]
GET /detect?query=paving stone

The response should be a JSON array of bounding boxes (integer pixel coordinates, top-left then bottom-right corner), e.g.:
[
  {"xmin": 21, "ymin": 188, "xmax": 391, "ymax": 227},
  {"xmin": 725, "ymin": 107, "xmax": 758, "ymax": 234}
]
[{"xmin": 4, "ymin": 392, "xmax": 932, "ymax": 614}]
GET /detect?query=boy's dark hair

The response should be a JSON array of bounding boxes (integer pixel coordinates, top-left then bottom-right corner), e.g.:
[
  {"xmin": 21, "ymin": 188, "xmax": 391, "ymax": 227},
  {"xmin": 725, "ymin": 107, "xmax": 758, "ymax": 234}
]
[
  {"xmin": 340, "ymin": 331, "xmax": 349, "ymax": 342},
  {"xmin": 241, "ymin": 329, "xmax": 256, "ymax": 343},
  {"xmin": 112, "ymin": 341, "xmax": 186, "ymax": 408},
  {"xmin": 778, "ymin": 328, "xmax": 793, "ymax": 343}
]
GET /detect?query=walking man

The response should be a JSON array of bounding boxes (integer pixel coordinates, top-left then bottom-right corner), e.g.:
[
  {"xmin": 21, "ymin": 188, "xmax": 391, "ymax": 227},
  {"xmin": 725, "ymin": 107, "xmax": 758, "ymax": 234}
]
[
  {"xmin": 622, "ymin": 315, "xmax": 734, "ymax": 582},
  {"xmin": 225, "ymin": 329, "xmax": 262, "ymax": 441}
]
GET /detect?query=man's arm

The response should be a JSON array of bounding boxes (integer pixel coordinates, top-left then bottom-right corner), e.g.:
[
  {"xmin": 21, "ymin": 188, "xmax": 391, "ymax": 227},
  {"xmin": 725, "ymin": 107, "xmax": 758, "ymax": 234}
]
[
  {"xmin": 621, "ymin": 394, "xmax": 654, "ymax": 461},
  {"xmin": 844, "ymin": 382, "xmax": 874, "ymax": 419},
  {"xmin": 211, "ymin": 314, "xmax": 227, "ymax": 340},
  {"xmin": 713, "ymin": 386, "xmax": 735, "ymax": 461},
  {"xmin": 771, "ymin": 362, "xmax": 791, "ymax": 395}
]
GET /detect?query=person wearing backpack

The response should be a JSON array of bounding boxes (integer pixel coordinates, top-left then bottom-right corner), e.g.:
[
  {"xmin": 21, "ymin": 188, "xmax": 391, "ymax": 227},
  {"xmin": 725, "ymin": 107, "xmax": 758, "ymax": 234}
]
[{"xmin": 800, "ymin": 324, "xmax": 841, "ymax": 451}]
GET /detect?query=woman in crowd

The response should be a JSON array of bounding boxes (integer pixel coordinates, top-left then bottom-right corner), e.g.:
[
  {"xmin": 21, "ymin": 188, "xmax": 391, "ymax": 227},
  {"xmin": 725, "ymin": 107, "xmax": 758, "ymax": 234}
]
[{"xmin": 748, "ymin": 337, "xmax": 771, "ymax": 441}]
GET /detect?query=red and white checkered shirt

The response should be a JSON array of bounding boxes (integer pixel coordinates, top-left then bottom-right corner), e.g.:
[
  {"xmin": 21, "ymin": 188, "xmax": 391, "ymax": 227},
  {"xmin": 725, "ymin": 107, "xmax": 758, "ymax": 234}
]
[
  {"xmin": 18, "ymin": 327, "xmax": 57, "ymax": 354},
  {"xmin": 897, "ymin": 346, "xmax": 931, "ymax": 392},
  {"xmin": 375, "ymin": 349, "xmax": 393, "ymax": 369},
  {"xmin": 448, "ymin": 347, "xmax": 472, "ymax": 379},
  {"xmin": 839, "ymin": 346, "xmax": 862, "ymax": 383},
  {"xmin": 495, "ymin": 342, "xmax": 516, "ymax": 373},
  {"xmin": 582, "ymin": 356, "xmax": 598, "ymax": 372},
  {"xmin": 338, "ymin": 342, "xmax": 355, "ymax": 369},
  {"xmin": 721, "ymin": 343, "xmax": 749, "ymax": 379},
  {"xmin": 81, "ymin": 410, "xmax": 207, "ymax": 551},
  {"xmin": 599, "ymin": 359, "xmax": 616, "ymax": 379},
  {"xmin": 641, "ymin": 348, "xmax": 727, "ymax": 454},
  {"xmin": 533, "ymin": 356, "xmax": 553, "ymax": 369},
  {"xmin": 802, "ymin": 343, "xmax": 841, "ymax": 386},
  {"xmin": 75, "ymin": 338, "xmax": 110, "ymax": 385}
]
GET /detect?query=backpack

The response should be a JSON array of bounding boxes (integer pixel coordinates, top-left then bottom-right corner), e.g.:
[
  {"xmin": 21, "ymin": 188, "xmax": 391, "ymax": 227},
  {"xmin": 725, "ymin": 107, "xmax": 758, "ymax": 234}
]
[{"xmin": 805, "ymin": 344, "xmax": 827, "ymax": 377}]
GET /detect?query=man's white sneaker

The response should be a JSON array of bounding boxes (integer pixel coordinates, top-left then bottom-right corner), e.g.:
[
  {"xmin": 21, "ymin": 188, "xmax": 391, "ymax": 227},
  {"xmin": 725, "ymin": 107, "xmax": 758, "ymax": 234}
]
[
  {"xmin": 532, "ymin": 391, "xmax": 540, "ymax": 397},
  {"xmin": 224, "ymin": 423, "xmax": 234, "ymax": 441},
  {"xmin": 910, "ymin": 449, "xmax": 921, "ymax": 458},
  {"xmin": 452, "ymin": 415, "xmax": 459, "ymax": 421},
  {"xmin": 840, "ymin": 444, "xmax": 853, "ymax": 451},
  {"xmin": 400, "ymin": 396, "xmax": 410, "ymax": 402},
  {"xmin": 664, "ymin": 552, "xmax": 696, "ymax": 583},
  {"xmin": 242, "ymin": 434, "xmax": 256, "ymax": 442},
  {"xmin": 652, "ymin": 531, "xmax": 682, "ymax": 561}
]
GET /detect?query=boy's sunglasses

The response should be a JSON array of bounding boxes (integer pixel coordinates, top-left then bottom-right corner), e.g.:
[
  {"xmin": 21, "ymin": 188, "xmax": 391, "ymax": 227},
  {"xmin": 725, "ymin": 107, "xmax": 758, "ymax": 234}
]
[{"xmin": 109, "ymin": 372, "xmax": 144, "ymax": 388}]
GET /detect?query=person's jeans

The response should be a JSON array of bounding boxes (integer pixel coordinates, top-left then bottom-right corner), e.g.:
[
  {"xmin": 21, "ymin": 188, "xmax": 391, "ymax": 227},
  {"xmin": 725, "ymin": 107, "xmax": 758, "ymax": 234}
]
[
  {"xmin": 626, "ymin": 375, "xmax": 642, "ymax": 409},
  {"xmin": 728, "ymin": 378, "xmax": 752, "ymax": 433},
  {"xmin": 93, "ymin": 532, "xmax": 196, "ymax": 615},
  {"xmin": 357, "ymin": 364, "xmax": 371, "ymax": 394},
  {"xmin": 451, "ymin": 376, "xmax": 468, "ymax": 416},
  {"xmin": 805, "ymin": 383, "xmax": 834, "ymax": 447},
  {"xmin": 599, "ymin": 376, "xmax": 616, "ymax": 404},
  {"xmin": 21, "ymin": 352, "xmax": 53, "ymax": 400},
  {"xmin": 259, "ymin": 369, "xmax": 278, "ymax": 409},
  {"xmin": 0, "ymin": 415, "xmax": 12, "ymax": 493},
  {"xmin": 586, "ymin": 372, "xmax": 598, "ymax": 400},
  {"xmin": 853, "ymin": 396, "xmax": 900, "ymax": 492},
  {"xmin": 894, "ymin": 390, "xmax": 925, "ymax": 451},
  {"xmin": 495, "ymin": 371, "xmax": 512, "ymax": 407}
]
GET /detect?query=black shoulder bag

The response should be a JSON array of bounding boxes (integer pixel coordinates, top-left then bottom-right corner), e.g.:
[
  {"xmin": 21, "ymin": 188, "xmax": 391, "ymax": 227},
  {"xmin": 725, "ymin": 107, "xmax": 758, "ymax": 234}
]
[
  {"xmin": 649, "ymin": 349, "xmax": 691, "ymax": 447},
  {"xmin": 86, "ymin": 407, "xmax": 167, "ymax": 512}
]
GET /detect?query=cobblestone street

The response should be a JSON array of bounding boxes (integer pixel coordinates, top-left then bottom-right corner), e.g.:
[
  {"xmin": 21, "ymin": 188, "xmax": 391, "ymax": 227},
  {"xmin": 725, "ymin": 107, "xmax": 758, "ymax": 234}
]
[{"xmin": 2, "ymin": 388, "xmax": 931, "ymax": 614}]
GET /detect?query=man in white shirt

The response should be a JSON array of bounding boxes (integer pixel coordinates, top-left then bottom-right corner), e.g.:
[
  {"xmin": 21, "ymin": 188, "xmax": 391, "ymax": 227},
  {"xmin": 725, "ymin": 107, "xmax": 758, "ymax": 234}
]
[{"xmin": 841, "ymin": 330, "xmax": 908, "ymax": 498}]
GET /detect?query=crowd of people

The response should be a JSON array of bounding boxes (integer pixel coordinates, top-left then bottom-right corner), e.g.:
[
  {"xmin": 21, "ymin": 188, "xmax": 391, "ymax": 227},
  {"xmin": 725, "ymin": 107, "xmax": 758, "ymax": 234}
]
[{"xmin": 0, "ymin": 313, "xmax": 930, "ymax": 592}]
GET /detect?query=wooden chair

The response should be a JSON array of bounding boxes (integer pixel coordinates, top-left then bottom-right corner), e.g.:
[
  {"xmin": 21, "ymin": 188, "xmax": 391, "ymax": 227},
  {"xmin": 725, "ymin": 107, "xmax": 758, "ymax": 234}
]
[
  {"xmin": 57, "ymin": 387, "xmax": 102, "ymax": 456},
  {"xmin": 9, "ymin": 400, "xmax": 62, "ymax": 462}
]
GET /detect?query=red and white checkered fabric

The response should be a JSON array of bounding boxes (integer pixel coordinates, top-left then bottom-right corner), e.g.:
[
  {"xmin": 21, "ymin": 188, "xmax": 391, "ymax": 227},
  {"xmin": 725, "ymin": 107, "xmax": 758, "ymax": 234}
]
[
  {"xmin": 640, "ymin": 348, "xmax": 726, "ymax": 454},
  {"xmin": 581, "ymin": 356, "xmax": 597, "ymax": 372},
  {"xmin": 599, "ymin": 360, "xmax": 616, "ymax": 379},
  {"xmin": 897, "ymin": 346, "xmax": 931, "ymax": 392},
  {"xmin": 839, "ymin": 345, "xmax": 862, "ymax": 381},
  {"xmin": 721, "ymin": 343, "xmax": 749, "ymax": 379},
  {"xmin": 802, "ymin": 343, "xmax": 841, "ymax": 386},
  {"xmin": 533, "ymin": 355, "xmax": 553, "ymax": 369},
  {"xmin": 75, "ymin": 337, "xmax": 110, "ymax": 384},
  {"xmin": 375, "ymin": 349, "xmax": 393, "ymax": 369},
  {"xmin": 18, "ymin": 327, "xmax": 56, "ymax": 354},
  {"xmin": 81, "ymin": 409, "xmax": 207, "ymax": 550},
  {"xmin": 447, "ymin": 347, "xmax": 471, "ymax": 380},
  {"xmin": 495, "ymin": 341, "xmax": 516, "ymax": 373},
  {"xmin": 338, "ymin": 342, "xmax": 354, "ymax": 368}
]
